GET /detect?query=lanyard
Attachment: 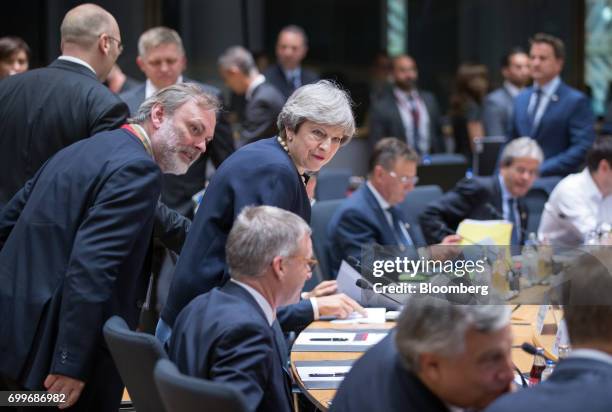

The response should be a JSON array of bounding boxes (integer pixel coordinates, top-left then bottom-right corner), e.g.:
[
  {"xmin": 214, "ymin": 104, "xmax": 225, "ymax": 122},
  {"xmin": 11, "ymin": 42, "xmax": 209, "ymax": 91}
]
[{"xmin": 122, "ymin": 124, "xmax": 154, "ymax": 158}]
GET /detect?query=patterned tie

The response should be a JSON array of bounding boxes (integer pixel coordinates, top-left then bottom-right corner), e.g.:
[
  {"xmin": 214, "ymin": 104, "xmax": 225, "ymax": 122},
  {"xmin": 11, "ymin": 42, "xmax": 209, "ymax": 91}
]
[{"xmin": 408, "ymin": 94, "xmax": 421, "ymax": 153}]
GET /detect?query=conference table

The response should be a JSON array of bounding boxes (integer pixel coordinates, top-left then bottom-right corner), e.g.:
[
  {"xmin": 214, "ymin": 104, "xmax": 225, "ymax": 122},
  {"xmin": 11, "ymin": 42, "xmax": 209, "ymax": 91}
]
[{"xmin": 290, "ymin": 304, "xmax": 562, "ymax": 411}]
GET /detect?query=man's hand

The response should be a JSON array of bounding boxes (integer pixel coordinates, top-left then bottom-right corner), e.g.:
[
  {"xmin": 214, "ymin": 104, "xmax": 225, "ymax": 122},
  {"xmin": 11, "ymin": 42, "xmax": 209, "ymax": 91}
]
[
  {"xmin": 302, "ymin": 280, "xmax": 337, "ymax": 299},
  {"xmin": 429, "ymin": 234, "xmax": 462, "ymax": 260},
  {"xmin": 316, "ymin": 293, "xmax": 367, "ymax": 318},
  {"xmin": 44, "ymin": 374, "xmax": 85, "ymax": 410}
]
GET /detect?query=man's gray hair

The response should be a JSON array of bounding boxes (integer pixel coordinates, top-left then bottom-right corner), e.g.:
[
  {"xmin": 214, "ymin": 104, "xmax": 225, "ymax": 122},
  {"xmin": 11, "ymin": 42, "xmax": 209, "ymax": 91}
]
[
  {"xmin": 395, "ymin": 297, "xmax": 510, "ymax": 371},
  {"xmin": 500, "ymin": 137, "xmax": 544, "ymax": 167},
  {"xmin": 129, "ymin": 82, "xmax": 220, "ymax": 124},
  {"xmin": 218, "ymin": 46, "xmax": 257, "ymax": 76},
  {"xmin": 138, "ymin": 26, "xmax": 184, "ymax": 57},
  {"xmin": 60, "ymin": 3, "xmax": 116, "ymax": 48},
  {"xmin": 277, "ymin": 80, "xmax": 355, "ymax": 145},
  {"xmin": 226, "ymin": 206, "xmax": 311, "ymax": 278}
]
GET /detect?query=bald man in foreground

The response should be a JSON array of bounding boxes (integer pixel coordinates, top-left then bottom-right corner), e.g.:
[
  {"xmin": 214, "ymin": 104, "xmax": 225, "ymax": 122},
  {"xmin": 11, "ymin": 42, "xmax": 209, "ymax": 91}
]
[{"xmin": 0, "ymin": 3, "xmax": 128, "ymax": 208}]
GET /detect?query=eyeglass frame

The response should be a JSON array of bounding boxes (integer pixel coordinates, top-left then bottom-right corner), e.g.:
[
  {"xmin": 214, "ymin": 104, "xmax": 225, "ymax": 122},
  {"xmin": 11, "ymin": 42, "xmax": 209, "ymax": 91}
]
[
  {"xmin": 101, "ymin": 33, "xmax": 124, "ymax": 54},
  {"xmin": 388, "ymin": 170, "xmax": 419, "ymax": 185},
  {"xmin": 288, "ymin": 255, "xmax": 319, "ymax": 271}
]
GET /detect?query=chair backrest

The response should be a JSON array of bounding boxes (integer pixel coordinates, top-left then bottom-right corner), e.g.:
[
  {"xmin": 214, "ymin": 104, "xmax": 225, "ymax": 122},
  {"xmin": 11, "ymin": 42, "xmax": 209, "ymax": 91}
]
[
  {"xmin": 154, "ymin": 359, "xmax": 247, "ymax": 412},
  {"xmin": 315, "ymin": 168, "xmax": 352, "ymax": 201},
  {"xmin": 310, "ymin": 198, "xmax": 345, "ymax": 281},
  {"xmin": 103, "ymin": 316, "xmax": 168, "ymax": 412},
  {"xmin": 399, "ymin": 185, "xmax": 444, "ymax": 245},
  {"xmin": 323, "ymin": 138, "xmax": 370, "ymax": 176},
  {"xmin": 472, "ymin": 135, "xmax": 506, "ymax": 176},
  {"xmin": 523, "ymin": 176, "xmax": 561, "ymax": 234},
  {"xmin": 417, "ymin": 159, "xmax": 468, "ymax": 192}
]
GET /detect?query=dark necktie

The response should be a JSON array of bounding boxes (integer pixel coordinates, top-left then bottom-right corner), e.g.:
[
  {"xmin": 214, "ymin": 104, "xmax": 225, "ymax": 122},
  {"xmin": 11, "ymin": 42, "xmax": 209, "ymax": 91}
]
[
  {"xmin": 507, "ymin": 198, "xmax": 520, "ymax": 245},
  {"xmin": 529, "ymin": 88, "xmax": 542, "ymax": 134},
  {"xmin": 287, "ymin": 72, "xmax": 299, "ymax": 92},
  {"xmin": 271, "ymin": 319, "xmax": 293, "ymax": 403},
  {"xmin": 387, "ymin": 207, "xmax": 413, "ymax": 249},
  {"xmin": 408, "ymin": 95, "xmax": 421, "ymax": 153}
]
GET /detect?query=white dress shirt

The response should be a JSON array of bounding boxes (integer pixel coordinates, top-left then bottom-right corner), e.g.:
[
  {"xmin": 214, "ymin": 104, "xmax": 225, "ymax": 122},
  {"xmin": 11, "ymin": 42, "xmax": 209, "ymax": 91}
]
[
  {"xmin": 246, "ymin": 74, "xmax": 266, "ymax": 101},
  {"xmin": 538, "ymin": 168, "xmax": 612, "ymax": 246},
  {"xmin": 145, "ymin": 75, "xmax": 184, "ymax": 99},
  {"xmin": 393, "ymin": 87, "xmax": 431, "ymax": 154},
  {"xmin": 366, "ymin": 181, "xmax": 413, "ymax": 245}
]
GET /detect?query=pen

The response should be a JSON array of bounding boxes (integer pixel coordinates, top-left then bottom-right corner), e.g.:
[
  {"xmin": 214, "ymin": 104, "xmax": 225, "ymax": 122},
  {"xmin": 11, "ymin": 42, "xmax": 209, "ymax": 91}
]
[
  {"xmin": 310, "ymin": 337, "xmax": 348, "ymax": 341},
  {"xmin": 309, "ymin": 372, "xmax": 347, "ymax": 377}
]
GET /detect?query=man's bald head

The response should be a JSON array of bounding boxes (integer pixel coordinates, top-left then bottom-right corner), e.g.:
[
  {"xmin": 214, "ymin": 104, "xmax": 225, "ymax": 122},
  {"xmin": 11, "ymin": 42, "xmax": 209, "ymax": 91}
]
[{"xmin": 61, "ymin": 3, "xmax": 118, "ymax": 49}]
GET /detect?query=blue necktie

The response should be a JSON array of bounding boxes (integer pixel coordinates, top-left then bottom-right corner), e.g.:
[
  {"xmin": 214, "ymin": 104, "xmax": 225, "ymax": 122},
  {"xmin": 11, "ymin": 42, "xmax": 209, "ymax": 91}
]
[
  {"xmin": 508, "ymin": 198, "xmax": 520, "ymax": 245},
  {"xmin": 529, "ymin": 88, "xmax": 542, "ymax": 135},
  {"xmin": 388, "ymin": 207, "xmax": 413, "ymax": 248}
]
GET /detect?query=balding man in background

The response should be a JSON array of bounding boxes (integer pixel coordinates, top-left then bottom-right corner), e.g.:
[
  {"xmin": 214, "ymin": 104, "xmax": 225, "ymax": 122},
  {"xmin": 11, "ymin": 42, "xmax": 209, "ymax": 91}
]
[{"xmin": 0, "ymin": 3, "xmax": 129, "ymax": 209}]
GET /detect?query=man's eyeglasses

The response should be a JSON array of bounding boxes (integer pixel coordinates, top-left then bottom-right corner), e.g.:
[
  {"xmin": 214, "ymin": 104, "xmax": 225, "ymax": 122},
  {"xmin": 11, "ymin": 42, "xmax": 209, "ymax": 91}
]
[
  {"xmin": 292, "ymin": 256, "xmax": 319, "ymax": 271},
  {"xmin": 388, "ymin": 170, "xmax": 419, "ymax": 185},
  {"xmin": 103, "ymin": 34, "xmax": 123, "ymax": 54}
]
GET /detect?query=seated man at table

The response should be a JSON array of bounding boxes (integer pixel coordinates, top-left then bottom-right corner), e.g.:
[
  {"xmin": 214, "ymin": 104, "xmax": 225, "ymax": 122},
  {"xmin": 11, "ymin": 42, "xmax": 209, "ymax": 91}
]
[
  {"xmin": 537, "ymin": 135, "xmax": 612, "ymax": 247},
  {"xmin": 331, "ymin": 297, "xmax": 514, "ymax": 412},
  {"xmin": 327, "ymin": 138, "xmax": 460, "ymax": 276},
  {"xmin": 420, "ymin": 137, "xmax": 543, "ymax": 246},
  {"xmin": 168, "ymin": 205, "xmax": 317, "ymax": 412},
  {"xmin": 485, "ymin": 250, "xmax": 612, "ymax": 412}
]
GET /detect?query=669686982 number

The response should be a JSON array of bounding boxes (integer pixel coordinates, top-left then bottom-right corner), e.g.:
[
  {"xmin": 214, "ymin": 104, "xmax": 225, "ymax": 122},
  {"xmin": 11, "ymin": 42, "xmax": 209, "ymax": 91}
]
[{"xmin": 1, "ymin": 391, "xmax": 67, "ymax": 406}]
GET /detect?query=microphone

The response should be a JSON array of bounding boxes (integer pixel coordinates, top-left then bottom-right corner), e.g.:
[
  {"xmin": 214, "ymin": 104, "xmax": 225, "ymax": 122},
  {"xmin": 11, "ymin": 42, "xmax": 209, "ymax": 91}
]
[
  {"xmin": 520, "ymin": 342, "xmax": 556, "ymax": 363},
  {"xmin": 346, "ymin": 255, "xmax": 363, "ymax": 272},
  {"xmin": 354, "ymin": 277, "xmax": 403, "ymax": 306}
]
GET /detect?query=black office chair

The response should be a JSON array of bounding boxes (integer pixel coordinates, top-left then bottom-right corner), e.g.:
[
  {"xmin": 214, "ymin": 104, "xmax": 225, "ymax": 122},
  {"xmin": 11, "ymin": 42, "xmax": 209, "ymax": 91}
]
[
  {"xmin": 154, "ymin": 359, "xmax": 247, "ymax": 412},
  {"xmin": 399, "ymin": 185, "xmax": 444, "ymax": 245},
  {"xmin": 103, "ymin": 316, "xmax": 168, "ymax": 412},
  {"xmin": 315, "ymin": 168, "xmax": 352, "ymax": 201},
  {"xmin": 310, "ymin": 198, "xmax": 345, "ymax": 281},
  {"xmin": 418, "ymin": 154, "xmax": 468, "ymax": 191},
  {"xmin": 472, "ymin": 135, "xmax": 506, "ymax": 176}
]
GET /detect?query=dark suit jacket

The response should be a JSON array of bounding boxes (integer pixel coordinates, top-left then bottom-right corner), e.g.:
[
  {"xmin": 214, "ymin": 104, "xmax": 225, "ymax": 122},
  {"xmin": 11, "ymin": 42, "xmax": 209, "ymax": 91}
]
[
  {"xmin": 512, "ymin": 81, "xmax": 595, "ymax": 177},
  {"xmin": 162, "ymin": 137, "xmax": 314, "ymax": 332},
  {"xmin": 120, "ymin": 78, "xmax": 235, "ymax": 217},
  {"xmin": 263, "ymin": 63, "xmax": 319, "ymax": 100},
  {"xmin": 0, "ymin": 129, "xmax": 161, "ymax": 410},
  {"xmin": 483, "ymin": 86, "xmax": 515, "ymax": 138},
  {"xmin": 241, "ymin": 81, "xmax": 285, "ymax": 144},
  {"xmin": 368, "ymin": 87, "xmax": 444, "ymax": 153},
  {"xmin": 485, "ymin": 357, "xmax": 612, "ymax": 412},
  {"xmin": 169, "ymin": 282, "xmax": 292, "ymax": 412},
  {"xmin": 0, "ymin": 58, "xmax": 129, "ymax": 208},
  {"xmin": 419, "ymin": 176, "xmax": 528, "ymax": 245},
  {"xmin": 328, "ymin": 184, "xmax": 423, "ymax": 276},
  {"xmin": 331, "ymin": 333, "xmax": 450, "ymax": 412}
]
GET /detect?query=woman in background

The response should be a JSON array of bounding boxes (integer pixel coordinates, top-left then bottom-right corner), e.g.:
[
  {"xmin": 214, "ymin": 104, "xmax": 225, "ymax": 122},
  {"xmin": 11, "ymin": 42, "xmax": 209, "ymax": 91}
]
[
  {"xmin": 449, "ymin": 63, "xmax": 489, "ymax": 157},
  {"xmin": 0, "ymin": 36, "xmax": 30, "ymax": 79}
]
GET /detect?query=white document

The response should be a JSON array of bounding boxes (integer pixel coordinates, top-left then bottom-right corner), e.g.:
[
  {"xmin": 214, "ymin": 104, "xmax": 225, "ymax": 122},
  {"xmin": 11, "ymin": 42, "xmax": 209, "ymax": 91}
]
[
  {"xmin": 331, "ymin": 307, "xmax": 387, "ymax": 324},
  {"xmin": 535, "ymin": 304, "xmax": 550, "ymax": 335}
]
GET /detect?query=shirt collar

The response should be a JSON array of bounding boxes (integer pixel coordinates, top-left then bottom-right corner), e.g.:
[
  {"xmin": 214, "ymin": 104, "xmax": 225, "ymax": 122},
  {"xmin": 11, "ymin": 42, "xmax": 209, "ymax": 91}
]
[
  {"xmin": 145, "ymin": 75, "xmax": 184, "ymax": 98},
  {"xmin": 366, "ymin": 180, "xmax": 391, "ymax": 211},
  {"xmin": 569, "ymin": 349, "xmax": 612, "ymax": 366},
  {"xmin": 58, "ymin": 55, "xmax": 96, "ymax": 76},
  {"xmin": 246, "ymin": 74, "xmax": 266, "ymax": 100},
  {"xmin": 283, "ymin": 67, "xmax": 301, "ymax": 80},
  {"xmin": 535, "ymin": 75, "xmax": 561, "ymax": 97},
  {"xmin": 503, "ymin": 81, "xmax": 522, "ymax": 97},
  {"xmin": 498, "ymin": 174, "xmax": 513, "ymax": 201},
  {"xmin": 393, "ymin": 86, "xmax": 419, "ymax": 101},
  {"xmin": 230, "ymin": 279, "xmax": 275, "ymax": 326}
]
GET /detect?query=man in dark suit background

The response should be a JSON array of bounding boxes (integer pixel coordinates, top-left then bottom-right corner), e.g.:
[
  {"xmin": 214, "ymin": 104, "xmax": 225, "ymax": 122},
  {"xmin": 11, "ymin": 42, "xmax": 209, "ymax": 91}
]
[
  {"xmin": 120, "ymin": 26, "xmax": 234, "ymax": 217},
  {"xmin": 369, "ymin": 54, "xmax": 444, "ymax": 154},
  {"xmin": 218, "ymin": 46, "xmax": 285, "ymax": 145},
  {"xmin": 169, "ymin": 205, "xmax": 314, "ymax": 412},
  {"xmin": 512, "ymin": 33, "xmax": 595, "ymax": 177},
  {"xmin": 328, "ymin": 138, "xmax": 460, "ymax": 276},
  {"xmin": 485, "ymin": 250, "xmax": 612, "ymax": 412},
  {"xmin": 420, "ymin": 137, "xmax": 542, "ymax": 245},
  {"xmin": 0, "ymin": 84, "xmax": 218, "ymax": 411},
  {"xmin": 263, "ymin": 25, "xmax": 319, "ymax": 101},
  {"xmin": 483, "ymin": 48, "xmax": 531, "ymax": 138},
  {"xmin": 0, "ymin": 3, "xmax": 129, "ymax": 209},
  {"xmin": 331, "ymin": 296, "xmax": 514, "ymax": 412}
]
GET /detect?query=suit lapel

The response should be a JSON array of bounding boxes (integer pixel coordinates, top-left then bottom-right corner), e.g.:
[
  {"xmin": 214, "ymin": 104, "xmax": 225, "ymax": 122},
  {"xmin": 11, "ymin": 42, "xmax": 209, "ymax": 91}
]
[
  {"xmin": 362, "ymin": 185, "xmax": 395, "ymax": 237},
  {"xmin": 531, "ymin": 82, "xmax": 564, "ymax": 139}
]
